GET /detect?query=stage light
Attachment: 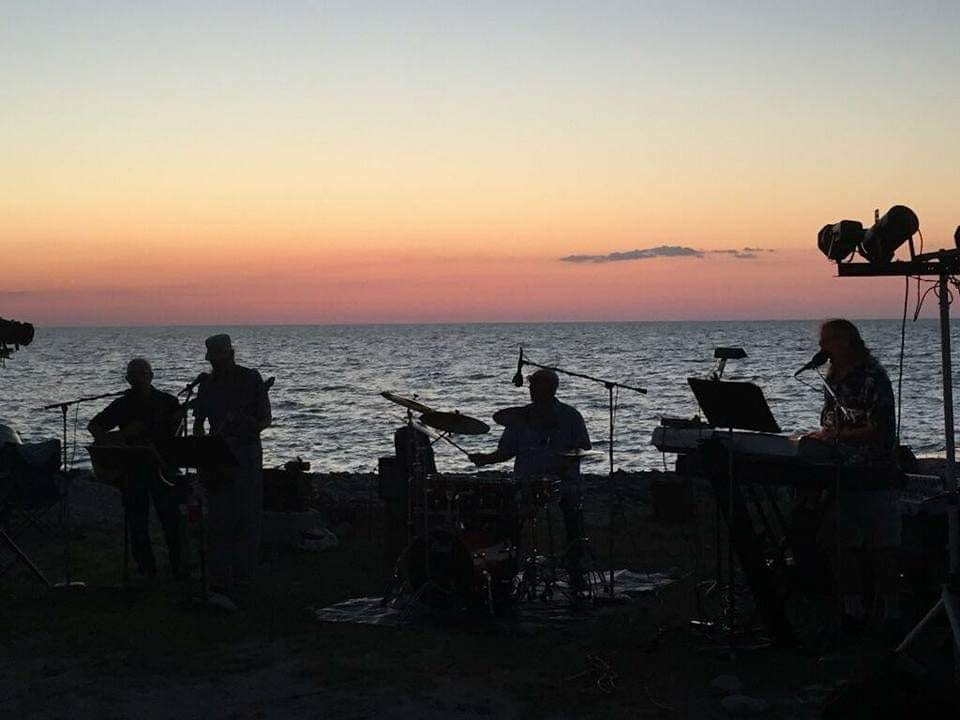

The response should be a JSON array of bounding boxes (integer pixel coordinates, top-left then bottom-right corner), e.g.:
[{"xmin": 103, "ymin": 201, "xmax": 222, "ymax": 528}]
[
  {"xmin": 0, "ymin": 317, "xmax": 34, "ymax": 365},
  {"xmin": 860, "ymin": 205, "xmax": 919, "ymax": 264},
  {"xmin": 0, "ymin": 317, "xmax": 34, "ymax": 348},
  {"xmin": 818, "ymin": 205, "xmax": 919, "ymax": 264},
  {"xmin": 817, "ymin": 220, "xmax": 864, "ymax": 261}
]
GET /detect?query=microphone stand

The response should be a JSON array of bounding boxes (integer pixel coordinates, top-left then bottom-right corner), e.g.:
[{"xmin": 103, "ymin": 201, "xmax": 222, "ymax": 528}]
[
  {"xmin": 517, "ymin": 348, "xmax": 647, "ymax": 598},
  {"xmin": 39, "ymin": 390, "xmax": 123, "ymax": 589},
  {"xmin": 796, "ymin": 364, "xmax": 862, "ymax": 629},
  {"xmin": 177, "ymin": 381, "xmax": 210, "ymax": 603}
]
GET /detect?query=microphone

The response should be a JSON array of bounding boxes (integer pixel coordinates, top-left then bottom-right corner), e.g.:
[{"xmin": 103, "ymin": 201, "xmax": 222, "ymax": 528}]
[
  {"xmin": 183, "ymin": 372, "xmax": 209, "ymax": 391},
  {"xmin": 794, "ymin": 350, "xmax": 830, "ymax": 377},
  {"xmin": 512, "ymin": 347, "xmax": 525, "ymax": 387}
]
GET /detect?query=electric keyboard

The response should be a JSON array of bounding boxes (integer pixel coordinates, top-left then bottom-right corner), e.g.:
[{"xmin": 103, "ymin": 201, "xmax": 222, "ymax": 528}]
[{"xmin": 651, "ymin": 426, "xmax": 801, "ymax": 457}]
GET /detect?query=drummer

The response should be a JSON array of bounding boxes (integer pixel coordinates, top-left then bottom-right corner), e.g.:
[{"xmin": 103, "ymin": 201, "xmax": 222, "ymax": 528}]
[{"xmin": 469, "ymin": 368, "xmax": 591, "ymax": 586}]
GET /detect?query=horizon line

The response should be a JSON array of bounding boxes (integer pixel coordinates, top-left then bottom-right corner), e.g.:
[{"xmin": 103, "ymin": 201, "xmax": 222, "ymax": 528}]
[{"xmin": 29, "ymin": 316, "xmax": 942, "ymax": 330}]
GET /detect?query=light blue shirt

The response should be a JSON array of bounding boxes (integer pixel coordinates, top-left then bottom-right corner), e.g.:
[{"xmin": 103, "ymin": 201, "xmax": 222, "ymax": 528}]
[{"xmin": 496, "ymin": 400, "xmax": 591, "ymax": 482}]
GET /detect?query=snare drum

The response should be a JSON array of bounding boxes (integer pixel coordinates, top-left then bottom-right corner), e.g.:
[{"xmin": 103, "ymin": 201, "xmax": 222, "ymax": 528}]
[
  {"xmin": 515, "ymin": 475, "xmax": 559, "ymax": 517},
  {"xmin": 451, "ymin": 476, "xmax": 511, "ymax": 518}
]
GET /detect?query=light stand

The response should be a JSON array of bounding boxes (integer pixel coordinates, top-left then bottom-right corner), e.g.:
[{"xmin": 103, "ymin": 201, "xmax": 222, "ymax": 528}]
[
  {"xmin": 835, "ymin": 251, "xmax": 960, "ymax": 674},
  {"xmin": 517, "ymin": 348, "xmax": 647, "ymax": 597},
  {"xmin": 40, "ymin": 390, "xmax": 123, "ymax": 589}
]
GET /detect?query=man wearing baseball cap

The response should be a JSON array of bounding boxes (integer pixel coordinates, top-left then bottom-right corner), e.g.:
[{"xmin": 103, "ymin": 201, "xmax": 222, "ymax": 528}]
[{"xmin": 193, "ymin": 334, "xmax": 271, "ymax": 603}]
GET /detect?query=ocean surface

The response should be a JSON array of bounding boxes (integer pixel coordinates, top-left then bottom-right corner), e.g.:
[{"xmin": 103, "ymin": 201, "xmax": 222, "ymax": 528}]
[{"xmin": 0, "ymin": 321, "xmax": 953, "ymax": 473}]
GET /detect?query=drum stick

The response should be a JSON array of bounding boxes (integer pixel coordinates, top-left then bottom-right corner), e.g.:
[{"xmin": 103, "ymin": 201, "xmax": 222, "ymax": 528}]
[{"xmin": 411, "ymin": 420, "xmax": 472, "ymax": 459}]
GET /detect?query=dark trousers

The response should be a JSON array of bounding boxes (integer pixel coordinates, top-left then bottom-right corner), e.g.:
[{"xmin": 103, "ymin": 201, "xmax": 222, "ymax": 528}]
[
  {"xmin": 206, "ymin": 466, "xmax": 263, "ymax": 590},
  {"xmin": 123, "ymin": 468, "xmax": 184, "ymax": 576}
]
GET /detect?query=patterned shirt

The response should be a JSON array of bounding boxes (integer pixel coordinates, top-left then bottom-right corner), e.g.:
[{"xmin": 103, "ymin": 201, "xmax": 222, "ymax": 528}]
[{"xmin": 821, "ymin": 358, "xmax": 896, "ymax": 464}]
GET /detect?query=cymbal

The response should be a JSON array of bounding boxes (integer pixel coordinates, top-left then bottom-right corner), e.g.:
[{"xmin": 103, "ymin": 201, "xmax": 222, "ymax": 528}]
[
  {"xmin": 420, "ymin": 411, "xmax": 490, "ymax": 436},
  {"xmin": 554, "ymin": 448, "xmax": 603, "ymax": 459},
  {"xmin": 492, "ymin": 406, "xmax": 527, "ymax": 427},
  {"xmin": 380, "ymin": 391, "xmax": 434, "ymax": 415}
]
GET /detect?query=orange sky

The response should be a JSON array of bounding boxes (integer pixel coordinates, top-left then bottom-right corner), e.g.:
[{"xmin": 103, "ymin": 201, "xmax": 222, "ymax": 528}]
[
  {"xmin": 0, "ymin": 249, "xmax": 921, "ymax": 325},
  {"xmin": 3, "ymin": 3, "xmax": 959, "ymax": 324}
]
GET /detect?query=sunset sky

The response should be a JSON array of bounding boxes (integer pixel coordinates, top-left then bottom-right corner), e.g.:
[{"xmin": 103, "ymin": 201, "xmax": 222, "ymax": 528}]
[{"xmin": 3, "ymin": 1, "xmax": 959, "ymax": 324}]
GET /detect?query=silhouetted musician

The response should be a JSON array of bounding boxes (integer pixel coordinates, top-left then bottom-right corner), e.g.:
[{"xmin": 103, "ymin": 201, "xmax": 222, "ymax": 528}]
[
  {"xmin": 88, "ymin": 358, "xmax": 184, "ymax": 578},
  {"xmin": 192, "ymin": 334, "xmax": 271, "ymax": 603},
  {"xmin": 469, "ymin": 369, "xmax": 591, "ymax": 587},
  {"xmin": 801, "ymin": 319, "xmax": 901, "ymax": 627}
]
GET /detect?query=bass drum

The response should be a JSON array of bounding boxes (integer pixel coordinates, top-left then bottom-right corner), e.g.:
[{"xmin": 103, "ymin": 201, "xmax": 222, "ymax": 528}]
[{"xmin": 405, "ymin": 528, "xmax": 516, "ymax": 608}]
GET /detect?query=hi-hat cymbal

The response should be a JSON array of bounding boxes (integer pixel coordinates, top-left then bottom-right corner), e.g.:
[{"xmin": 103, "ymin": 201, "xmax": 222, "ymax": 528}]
[
  {"xmin": 554, "ymin": 448, "xmax": 603, "ymax": 459},
  {"xmin": 420, "ymin": 411, "xmax": 490, "ymax": 436},
  {"xmin": 380, "ymin": 391, "xmax": 434, "ymax": 415},
  {"xmin": 409, "ymin": 419, "xmax": 434, "ymax": 437},
  {"xmin": 492, "ymin": 406, "xmax": 527, "ymax": 427}
]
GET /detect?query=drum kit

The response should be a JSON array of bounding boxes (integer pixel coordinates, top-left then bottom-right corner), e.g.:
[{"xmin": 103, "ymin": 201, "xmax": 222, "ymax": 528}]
[{"xmin": 379, "ymin": 391, "xmax": 602, "ymax": 614}]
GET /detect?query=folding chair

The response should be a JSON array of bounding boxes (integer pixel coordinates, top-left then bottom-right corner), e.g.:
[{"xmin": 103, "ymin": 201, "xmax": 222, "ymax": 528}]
[{"xmin": 0, "ymin": 439, "xmax": 62, "ymax": 586}]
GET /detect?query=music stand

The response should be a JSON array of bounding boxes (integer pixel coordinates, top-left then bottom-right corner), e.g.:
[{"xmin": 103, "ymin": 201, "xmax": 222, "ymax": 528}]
[
  {"xmin": 87, "ymin": 443, "xmax": 163, "ymax": 584},
  {"xmin": 688, "ymin": 379, "xmax": 781, "ymax": 435},
  {"xmin": 688, "ymin": 378, "xmax": 781, "ymax": 653}
]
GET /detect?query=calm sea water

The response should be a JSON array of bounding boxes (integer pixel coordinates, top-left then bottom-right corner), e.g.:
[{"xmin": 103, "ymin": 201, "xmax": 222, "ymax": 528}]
[{"xmin": 0, "ymin": 321, "xmax": 953, "ymax": 473}]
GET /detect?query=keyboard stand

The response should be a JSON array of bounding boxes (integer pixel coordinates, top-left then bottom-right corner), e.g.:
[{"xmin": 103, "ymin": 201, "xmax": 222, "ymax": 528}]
[{"xmin": 688, "ymin": 379, "xmax": 783, "ymax": 656}]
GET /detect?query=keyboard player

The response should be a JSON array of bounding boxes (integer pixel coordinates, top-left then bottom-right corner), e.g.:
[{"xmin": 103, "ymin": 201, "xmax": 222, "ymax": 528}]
[{"xmin": 802, "ymin": 318, "xmax": 900, "ymax": 628}]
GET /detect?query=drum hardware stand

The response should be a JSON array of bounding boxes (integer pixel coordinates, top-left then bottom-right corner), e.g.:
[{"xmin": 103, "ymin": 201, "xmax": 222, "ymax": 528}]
[
  {"xmin": 565, "ymin": 500, "xmax": 599, "ymax": 606},
  {"xmin": 516, "ymin": 493, "xmax": 552, "ymax": 603},
  {"xmin": 40, "ymin": 392, "xmax": 122, "ymax": 589},
  {"xmin": 385, "ymin": 404, "xmax": 453, "ymax": 615},
  {"xmin": 836, "ymin": 252, "xmax": 960, "ymax": 675},
  {"xmin": 516, "ymin": 348, "xmax": 647, "ymax": 598}
]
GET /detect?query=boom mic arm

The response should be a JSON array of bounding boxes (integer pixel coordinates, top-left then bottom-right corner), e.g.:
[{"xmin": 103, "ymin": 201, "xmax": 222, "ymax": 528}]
[{"xmin": 512, "ymin": 347, "xmax": 525, "ymax": 386}]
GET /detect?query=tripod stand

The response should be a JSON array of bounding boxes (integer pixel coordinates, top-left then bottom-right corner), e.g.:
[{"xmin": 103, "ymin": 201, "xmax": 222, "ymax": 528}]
[
  {"xmin": 837, "ymin": 252, "xmax": 960, "ymax": 674},
  {"xmin": 516, "ymin": 348, "xmax": 647, "ymax": 597}
]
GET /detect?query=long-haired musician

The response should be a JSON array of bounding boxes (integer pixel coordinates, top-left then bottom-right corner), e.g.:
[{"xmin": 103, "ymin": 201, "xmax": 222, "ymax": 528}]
[{"xmin": 804, "ymin": 318, "xmax": 901, "ymax": 629}]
